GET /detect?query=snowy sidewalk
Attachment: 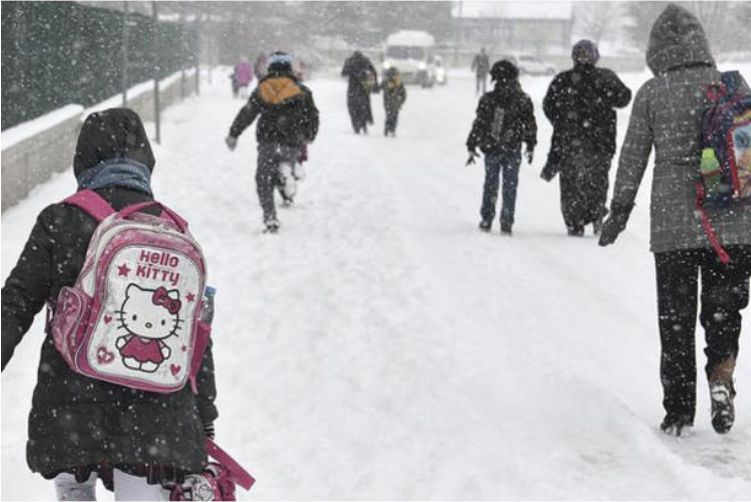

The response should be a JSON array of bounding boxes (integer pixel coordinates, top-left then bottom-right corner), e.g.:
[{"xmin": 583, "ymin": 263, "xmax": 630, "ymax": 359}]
[{"xmin": 2, "ymin": 69, "xmax": 750, "ymax": 500}]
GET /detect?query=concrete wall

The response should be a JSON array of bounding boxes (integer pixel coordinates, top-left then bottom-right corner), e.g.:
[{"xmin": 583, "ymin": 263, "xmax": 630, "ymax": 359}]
[{"xmin": 1, "ymin": 71, "xmax": 196, "ymax": 212}]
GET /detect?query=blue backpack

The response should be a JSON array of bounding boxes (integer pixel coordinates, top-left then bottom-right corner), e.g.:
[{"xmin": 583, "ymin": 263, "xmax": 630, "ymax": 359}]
[{"xmin": 696, "ymin": 71, "xmax": 751, "ymax": 263}]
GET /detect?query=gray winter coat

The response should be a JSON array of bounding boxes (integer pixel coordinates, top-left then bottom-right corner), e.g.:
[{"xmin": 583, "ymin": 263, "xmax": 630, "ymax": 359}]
[{"xmin": 610, "ymin": 4, "xmax": 751, "ymax": 253}]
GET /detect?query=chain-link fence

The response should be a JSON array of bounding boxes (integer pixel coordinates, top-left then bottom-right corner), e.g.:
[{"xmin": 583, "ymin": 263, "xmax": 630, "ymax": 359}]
[{"xmin": 1, "ymin": 1, "xmax": 197, "ymax": 130}]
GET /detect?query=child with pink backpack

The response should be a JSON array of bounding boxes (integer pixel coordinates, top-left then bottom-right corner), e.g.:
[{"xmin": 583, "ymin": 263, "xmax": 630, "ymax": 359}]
[{"xmin": 1, "ymin": 108, "xmax": 252, "ymax": 500}]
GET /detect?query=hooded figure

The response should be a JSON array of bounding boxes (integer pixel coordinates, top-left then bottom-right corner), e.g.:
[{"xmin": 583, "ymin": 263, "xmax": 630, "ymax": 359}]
[
  {"xmin": 226, "ymin": 51, "xmax": 320, "ymax": 232},
  {"xmin": 1, "ymin": 108, "xmax": 217, "ymax": 496},
  {"xmin": 341, "ymin": 51, "xmax": 379, "ymax": 134},
  {"xmin": 466, "ymin": 59, "xmax": 537, "ymax": 234},
  {"xmin": 542, "ymin": 39, "xmax": 632, "ymax": 236},
  {"xmin": 599, "ymin": 4, "xmax": 751, "ymax": 437}
]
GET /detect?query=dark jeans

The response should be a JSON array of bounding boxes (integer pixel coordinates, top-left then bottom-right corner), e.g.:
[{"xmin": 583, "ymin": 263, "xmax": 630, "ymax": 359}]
[
  {"xmin": 480, "ymin": 150, "xmax": 521, "ymax": 226},
  {"xmin": 385, "ymin": 109, "xmax": 399, "ymax": 134},
  {"xmin": 256, "ymin": 143, "xmax": 298, "ymax": 223},
  {"xmin": 654, "ymin": 245, "xmax": 751, "ymax": 422}
]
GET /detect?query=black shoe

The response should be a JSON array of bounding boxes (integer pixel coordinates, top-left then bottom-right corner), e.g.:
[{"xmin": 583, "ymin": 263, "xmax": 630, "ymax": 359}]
[
  {"xmin": 500, "ymin": 222, "xmax": 512, "ymax": 236},
  {"xmin": 263, "ymin": 219, "xmax": 280, "ymax": 234},
  {"xmin": 478, "ymin": 220, "xmax": 492, "ymax": 232},
  {"xmin": 710, "ymin": 381, "xmax": 735, "ymax": 433},
  {"xmin": 660, "ymin": 414, "xmax": 693, "ymax": 437}
]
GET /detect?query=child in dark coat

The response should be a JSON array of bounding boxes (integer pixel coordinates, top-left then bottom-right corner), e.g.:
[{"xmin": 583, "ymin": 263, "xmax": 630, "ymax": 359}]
[
  {"xmin": 1, "ymin": 108, "xmax": 218, "ymax": 500},
  {"xmin": 466, "ymin": 60, "xmax": 537, "ymax": 235},
  {"xmin": 382, "ymin": 67, "xmax": 407, "ymax": 137}
]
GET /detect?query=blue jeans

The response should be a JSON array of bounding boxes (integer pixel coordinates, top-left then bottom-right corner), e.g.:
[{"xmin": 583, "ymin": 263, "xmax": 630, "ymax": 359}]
[{"xmin": 480, "ymin": 150, "xmax": 521, "ymax": 226}]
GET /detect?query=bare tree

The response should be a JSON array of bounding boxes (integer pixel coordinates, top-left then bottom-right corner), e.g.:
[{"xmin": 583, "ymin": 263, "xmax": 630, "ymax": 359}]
[{"xmin": 573, "ymin": 2, "xmax": 622, "ymax": 45}]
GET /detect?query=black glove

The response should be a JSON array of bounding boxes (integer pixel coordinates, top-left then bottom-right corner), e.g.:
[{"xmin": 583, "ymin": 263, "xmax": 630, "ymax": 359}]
[
  {"xmin": 525, "ymin": 148, "xmax": 534, "ymax": 165},
  {"xmin": 466, "ymin": 150, "xmax": 479, "ymax": 166},
  {"xmin": 225, "ymin": 136, "xmax": 238, "ymax": 151},
  {"xmin": 598, "ymin": 203, "xmax": 634, "ymax": 247}
]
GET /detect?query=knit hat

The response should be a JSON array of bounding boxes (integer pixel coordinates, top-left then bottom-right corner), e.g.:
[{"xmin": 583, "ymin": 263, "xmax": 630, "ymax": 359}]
[
  {"xmin": 490, "ymin": 60, "xmax": 519, "ymax": 83},
  {"xmin": 267, "ymin": 51, "xmax": 293, "ymax": 72},
  {"xmin": 572, "ymin": 39, "xmax": 600, "ymax": 65}
]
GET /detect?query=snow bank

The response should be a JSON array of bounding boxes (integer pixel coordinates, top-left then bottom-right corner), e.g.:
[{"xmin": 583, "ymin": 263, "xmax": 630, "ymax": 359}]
[{"xmin": 1, "ymin": 105, "xmax": 84, "ymax": 151}]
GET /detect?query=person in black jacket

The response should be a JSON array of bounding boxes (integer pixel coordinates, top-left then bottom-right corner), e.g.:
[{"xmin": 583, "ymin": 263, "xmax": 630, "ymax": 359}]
[
  {"xmin": 226, "ymin": 52, "xmax": 320, "ymax": 233},
  {"xmin": 467, "ymin": 60, "xmax": 537, "ymax": 235},
  {"xmin": 541, "ymin": 39, "xmax": 632, "ymax": 236},
  {"xmin": 1, "ymin": 108, "xmax": 218, "ymax": 499},
  {"xmin": 382, "ymin": 67, "xmax": 407, "ymax": 137},
  {"xmin": 341, "ymin": 51, "xmax": 379, "ymax": 134}
]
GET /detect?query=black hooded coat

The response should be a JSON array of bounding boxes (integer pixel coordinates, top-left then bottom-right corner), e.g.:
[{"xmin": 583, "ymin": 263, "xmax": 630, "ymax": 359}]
[
  {"xmin": 341, "ymin": 52, "xmax": 378, "ymax": 132},
  {"xmin": 542, "ymin": 62, "xmax": 632, "ymax": 229},
  {"xmin": 1, "ymin": 108, "xmax": 217, "ymax": 485}
]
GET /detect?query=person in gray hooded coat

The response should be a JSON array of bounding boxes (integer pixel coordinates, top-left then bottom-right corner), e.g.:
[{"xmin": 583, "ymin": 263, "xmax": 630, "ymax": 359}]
[{"xmin": 599, "ymin": 4, "xmax": 751, "ymax": 436}]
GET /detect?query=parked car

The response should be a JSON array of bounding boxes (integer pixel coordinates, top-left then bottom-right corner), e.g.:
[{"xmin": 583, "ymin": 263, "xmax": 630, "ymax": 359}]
[{"xmin": 515, "ymin": 54, "xmax": 556, "ymax": 76}]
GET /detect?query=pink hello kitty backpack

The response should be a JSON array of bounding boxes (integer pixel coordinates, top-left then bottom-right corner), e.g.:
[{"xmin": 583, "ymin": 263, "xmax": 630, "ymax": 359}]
[{"xmin": 50, "ymin": 190, "xmax": 211, "ymax": 394}]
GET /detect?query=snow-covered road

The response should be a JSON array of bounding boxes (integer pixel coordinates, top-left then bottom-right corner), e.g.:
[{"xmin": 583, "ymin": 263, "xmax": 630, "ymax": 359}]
[{"xmin": 2, "ymin": 67, "xmax": 750, "ymax": 499}]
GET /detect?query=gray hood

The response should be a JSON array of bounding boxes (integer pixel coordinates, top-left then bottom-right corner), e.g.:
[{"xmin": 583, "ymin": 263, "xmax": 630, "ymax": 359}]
[{"xmin": 646, "ymin": 4, "xmax": 715, "ymax": 76}]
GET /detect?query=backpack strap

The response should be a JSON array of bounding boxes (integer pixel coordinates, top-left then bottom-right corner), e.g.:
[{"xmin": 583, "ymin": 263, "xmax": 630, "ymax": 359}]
[
  {"xmin": 63, "ymin": 189, "xmax": 116, "ymax": 222},
  {"xmin": 205, "ymin": 438, "xmax": 255, "ymax": 490},
  {"xmin": 695, "ymin": 182, "xmax": 731, "ymax": 265}
]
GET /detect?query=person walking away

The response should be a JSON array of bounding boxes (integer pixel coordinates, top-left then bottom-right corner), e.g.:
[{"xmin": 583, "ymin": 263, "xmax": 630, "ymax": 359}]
[
  {"xmin": 471, "ymin": 47, "xmax": 490, "ymax": 95},
  {"xmin": 234, "ymin": 57, "xmax": 254, "ymax": 99},
  {"xmin": 598, "ymin": 4, "xmax": 751, "ymax": 436},
  {"xmin": 225, "ymin": 52, "xmax": 320, "ymax": 233},
  {"xmin": 382, "ymin": 67, "xmax": 407, "ymax": 137},
  {"xmin": 1, "ymin": 108, "xmax": 218, "ymax": 500},
  {"xmin": 341, "ymin": 51, "xmax": 379, "ymax": 134},
  {"xmin": 541, "ymin": 39, "xmax": 631, "ymax": 236},
  {"xmin": 466, "ymin": 60, "xmax": 537, "ymax": 235}
]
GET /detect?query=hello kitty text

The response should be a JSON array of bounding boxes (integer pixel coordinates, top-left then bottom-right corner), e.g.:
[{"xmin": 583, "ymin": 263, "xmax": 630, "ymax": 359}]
[{"xmin": 136, "ymin": 250, "xmax": 181, "ymax": 286}]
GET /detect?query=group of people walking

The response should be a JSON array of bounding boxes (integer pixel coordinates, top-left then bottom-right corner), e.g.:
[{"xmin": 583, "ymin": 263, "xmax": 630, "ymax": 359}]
[
  {"xmin": 341, "ymin": 51, "xmax": 407, "ymax": 137},
  {"xmin": 468, "ymin": 39, "xmax": 631, "ymax": 237},
  {"xmin": 467, "ymin": 4, "xmax": 751, "ymax": 438},
  {"xmin": 0, "ymin": 4, "xmax": 749, "ymax": 501}
]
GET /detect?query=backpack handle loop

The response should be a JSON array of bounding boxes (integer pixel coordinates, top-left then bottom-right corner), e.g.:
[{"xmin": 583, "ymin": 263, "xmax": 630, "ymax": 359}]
[{"xmin": 119, "ymin": 201, "xmax": 188, "ymax": 233}]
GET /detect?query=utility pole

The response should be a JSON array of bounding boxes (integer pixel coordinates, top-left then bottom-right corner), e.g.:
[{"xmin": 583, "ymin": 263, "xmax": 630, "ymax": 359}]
[
  {"xmin": 121, "ymin": 1, "xmax": 129, "ymax": 107},
  {"xmin": 195, "ymin": 8, "xmax": 201, "ymax": 96},
  {"xmin": 152, "ymin": 1, "xmax": 160, "ymax": 144}
]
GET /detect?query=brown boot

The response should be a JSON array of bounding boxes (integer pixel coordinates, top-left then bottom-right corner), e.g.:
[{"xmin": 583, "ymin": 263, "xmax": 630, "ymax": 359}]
[{"xmin": 709, "ymin": 357, "xmax": 736, "ymax": 433}]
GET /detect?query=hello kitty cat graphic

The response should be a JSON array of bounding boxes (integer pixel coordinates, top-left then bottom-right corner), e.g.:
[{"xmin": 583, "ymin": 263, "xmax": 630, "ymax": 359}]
[{"xmin": 115, "ymin": 284, "xmax": 183, "ymax": 373}]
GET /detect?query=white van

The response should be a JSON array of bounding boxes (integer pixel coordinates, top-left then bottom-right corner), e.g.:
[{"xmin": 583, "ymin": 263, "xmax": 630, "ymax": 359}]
[{"xmin": 382, "ymin": 30, "xmax": 437, "ymax": 87}]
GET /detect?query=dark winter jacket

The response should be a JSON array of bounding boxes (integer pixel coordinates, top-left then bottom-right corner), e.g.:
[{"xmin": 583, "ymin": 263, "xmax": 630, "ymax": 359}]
[
  {"xmin": 543, "ymin": 63, "xmax": 631, "ymax": 158},
  {"xmin": 382, "ymin": 75, "xmax": 406, "ymax": 113},
  {"xmin": 609, "ymin": 4, "xmax": 751, "ymax": 253},
  {"xmin": 341, "ymin": 52, "xmax": 379, "ymax": 98},
  {"xmin": 229, "ymin": 68, "xmax": 319, "ymax": 147},
  {"xmin": 1, "ymin": 108, "xmax": 217, "ymax": 480},
  {"xmin": 472, "ymin": 53, "xmax": 490, "ymax": 76},
  {"xmin": 466, "ymin": 82, "xmax": 537, "ymax": 155}
]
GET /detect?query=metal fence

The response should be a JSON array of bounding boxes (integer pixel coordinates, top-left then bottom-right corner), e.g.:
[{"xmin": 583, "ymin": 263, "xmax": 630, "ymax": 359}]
[{"xmin": 1, "ymin": 1, "xmax": 197, "ymax": 130}]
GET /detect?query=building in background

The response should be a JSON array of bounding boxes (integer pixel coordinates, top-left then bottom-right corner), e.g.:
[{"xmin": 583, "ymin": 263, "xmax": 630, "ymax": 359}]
[{"xmin": 454, "ymin": 2, "xmax": 574, "ymax": 55}]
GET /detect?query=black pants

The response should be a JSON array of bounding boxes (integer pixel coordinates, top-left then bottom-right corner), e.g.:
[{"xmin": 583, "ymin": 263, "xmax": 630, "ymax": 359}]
[
  {"xmin": 654, "ymin": 245, "xmax": 751, "ymax": 422},
  {"xmin": 385, "ymin": 109, "xmax": 399, "ymax": 134},
  {"xmin": 559, "ymin": 151, "xmax": 612, "ymax": 232},
  {"xmin": 256, "ymin": 143, "xmax": 298, "ymax": 224}
]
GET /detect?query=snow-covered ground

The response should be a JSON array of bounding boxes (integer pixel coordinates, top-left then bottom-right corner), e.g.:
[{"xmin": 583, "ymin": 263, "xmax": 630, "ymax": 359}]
[{"xmin": 2, "ymin": 65, "xmax": 751, "ymax": 500}]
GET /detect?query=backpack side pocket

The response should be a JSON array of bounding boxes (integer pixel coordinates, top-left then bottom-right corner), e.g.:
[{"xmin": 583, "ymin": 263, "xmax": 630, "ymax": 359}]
[{"xmin": 51, "ymin": 287, "xmax": 93, "ymax": 370}]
